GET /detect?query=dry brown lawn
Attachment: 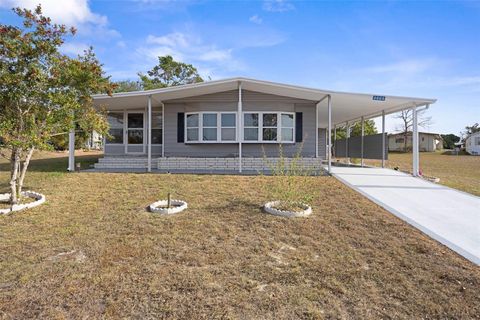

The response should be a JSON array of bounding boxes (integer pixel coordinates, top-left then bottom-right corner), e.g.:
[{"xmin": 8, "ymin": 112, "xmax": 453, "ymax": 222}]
[
  {"xmin": 0, "ymin": 151, "xmax": 479, "ymax": 319},
  {"xmin": 365, "ymin": 152, "xmax": 480, "ymax": 196}
]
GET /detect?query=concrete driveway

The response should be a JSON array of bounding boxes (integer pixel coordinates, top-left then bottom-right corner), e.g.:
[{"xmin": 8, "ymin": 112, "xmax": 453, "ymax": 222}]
[{"xmin": 330, "ymin": 166, "xmax": 480, "ymax": 265}]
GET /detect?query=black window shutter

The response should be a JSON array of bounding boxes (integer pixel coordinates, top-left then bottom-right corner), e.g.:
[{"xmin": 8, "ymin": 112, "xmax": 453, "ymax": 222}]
[
  {"xmin": 295, "ymin": 112, "xmax": 303, "ymax": 142},
  {"xmin": 177, "ymin": 113, "xmax": 185, "ymax": 143}
]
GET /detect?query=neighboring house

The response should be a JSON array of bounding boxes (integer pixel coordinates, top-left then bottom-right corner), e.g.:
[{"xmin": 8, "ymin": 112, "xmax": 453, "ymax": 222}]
[
  {"xmin": 79, "ymin": 77, "xmax": 435, "ymax": 172},
  {"xmin": 85, "ymin": 131, "xmax": 103, "ymax": 150},
  {"xmin": 388, "ymin": 132, "xmax": 443, "ymax": 152},
  {"xmin": 465, "ymin": 131, "xmax": 480, "ymax": 155}
]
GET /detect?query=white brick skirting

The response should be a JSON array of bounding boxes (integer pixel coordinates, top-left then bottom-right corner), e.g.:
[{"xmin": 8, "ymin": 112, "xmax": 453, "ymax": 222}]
[
  {"xmin": 158, "ymin": 157, "xmax": 324, "ymax": 172},
  {"xmin": 94, "ymin": 156, "xmax": 325, "ymax": 173}
]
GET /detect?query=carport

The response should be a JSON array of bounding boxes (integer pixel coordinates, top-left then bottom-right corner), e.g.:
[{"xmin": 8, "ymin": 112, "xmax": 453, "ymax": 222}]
[{"xmin": 315, "ymin": 89, "xmax": 436, "ymax": 175}]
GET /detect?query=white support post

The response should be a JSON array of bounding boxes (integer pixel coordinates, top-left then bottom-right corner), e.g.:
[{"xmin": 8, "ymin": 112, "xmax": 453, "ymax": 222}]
[
  {"xmin": 412, "ymin": 105, "xmax": 419, "ymax": 176},
  {"xmin": 346, "ymin": 122, "xmax": 350, "ymax": 164},
  {"xmin": 68, "ymin": 129, "xmax": 75, "ymax": 171},
  {"xmin": 315, "ymin": 102, "xmax": 319, "ymax": 158},
  {"xmin": 361, "ymin": 116, "xmax": 365, "ymax": 167},
  {"xmin": 381, "ymin": 110, "xmax": 385, "ymax": 168},
  {"xmin": 161, "ymin": 102, "xmax": 165, "ymax": 158},
  {"xmin": 327, "ymin": 95, "xmax": 332, "ymax": 173},
  {"xmin": 147, "ymin": 95, "xmax": 152, "ymax": 172},
  {"xmin": 238, "ymin": 82, "xmax": 243, "ymax": 173}
]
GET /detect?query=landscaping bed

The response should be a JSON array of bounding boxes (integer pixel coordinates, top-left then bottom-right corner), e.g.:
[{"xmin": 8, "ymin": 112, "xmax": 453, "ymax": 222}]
[{"xmin": 0, "ymin": 151, "xmax": 479, "ymax": 318}]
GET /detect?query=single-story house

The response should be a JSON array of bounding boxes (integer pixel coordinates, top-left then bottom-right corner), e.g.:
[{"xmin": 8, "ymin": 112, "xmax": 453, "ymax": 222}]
[
  {"xmin": 465, "ymin": 131, "xmax": 480, "ymax": 155},
  {"xmin": 388, "ymin": 132, "xmax": 443, "ymax": 152},
  {"xmin": 67, "ymin": 77, "xmax": 436, "ymax": 175},
  {"xmin": 85, "ymin": 131, "xmax": 103, "ymax": 150}
]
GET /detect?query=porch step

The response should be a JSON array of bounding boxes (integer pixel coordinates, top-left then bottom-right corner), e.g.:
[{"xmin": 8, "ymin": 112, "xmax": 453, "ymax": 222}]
[{"xmin": 94, "ymin": 157, "xmax": 150, "ymax": 169}]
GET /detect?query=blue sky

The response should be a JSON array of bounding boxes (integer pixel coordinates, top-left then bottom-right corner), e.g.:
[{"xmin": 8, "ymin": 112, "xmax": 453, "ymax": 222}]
[{"xmin": 1, "ymin": 0, "xmax": 479, "ymax": 135}]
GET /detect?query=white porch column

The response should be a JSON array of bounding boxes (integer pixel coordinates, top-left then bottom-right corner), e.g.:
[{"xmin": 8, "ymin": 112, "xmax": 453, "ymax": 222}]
[
  {"xmin": 238, "ymin": 81, "xmax": 243, "ymax": 173},
  {"xmin": 67, "ymin": 129, "xmax": 75, "ymax": 171},
  {"xmin": 327, "ymin": 95, "xmax": 332, "ymax": 173},
  {"xmin": 161, "ymin": 102, "xmax": 165, "ymax": 158},
  {"xmin": 361, "ymin": 116, "xmax": 365, "ymax": 167},
  {"xmin": 147, "ymin": 95, "xmax": 152, "ymax": 172},
  {"xmin": 412, "ymin": 105, "xmax": 419, "ymax": 176},
  {"xmin": 381, "ymin": 110, "xmax": 386, "ymax": 168},
  {"xmin": 315, "ymin": 102, "xmax": 319, "ymax": 158}
]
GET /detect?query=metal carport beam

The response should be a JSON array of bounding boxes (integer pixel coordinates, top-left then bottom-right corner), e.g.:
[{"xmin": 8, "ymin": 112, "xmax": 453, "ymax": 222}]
[{"xmin": 331, "ymin": 101, "xmax": 434, "ymax": 128}]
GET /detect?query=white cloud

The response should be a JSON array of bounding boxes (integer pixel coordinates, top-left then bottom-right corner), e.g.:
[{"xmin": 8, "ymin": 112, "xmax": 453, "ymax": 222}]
[
  {"xmin": 198, "ymin": 49, "xmax": 232, "ymax": 62},
  {"xmin": 249, "ymin": 15, "xmax": 263, "ymax": 24},
  {"xmin": 116, "ymin": 40, "xmax": 127, "ymax": 48},
  {"xmin": 0, "ymin": 0, "xmax": 107, "ymax": 27},
  {"xmin": 0, "ymin": 0, "xmax": 121, "ymax": 43},
  {"xmin": 146, "ymin": 33, "xmax": 191, "ymax": 48},
  {"xmin": 362, "ymin": 58, "xmax": 440, "ymax": 76},
  {"xmin": 141, "ymin": 32, "xmax": 226, "ymax": 64},
  {"xmin": 263, "ymin": 0, "xmax": 295, "ymax": 12},
  {"xmin": 60, "ymin": 42, "xmax": 89, "ymax": 55},
  {"xmin": 136, "ymin": 32, "xmax": 247, "ymax": 79}
]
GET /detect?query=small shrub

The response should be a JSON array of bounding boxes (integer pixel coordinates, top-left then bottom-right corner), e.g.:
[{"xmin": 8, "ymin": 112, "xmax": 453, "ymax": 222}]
[{"xmin": 262, "ymin": 142, "xmax": 319, "ymax": 207}]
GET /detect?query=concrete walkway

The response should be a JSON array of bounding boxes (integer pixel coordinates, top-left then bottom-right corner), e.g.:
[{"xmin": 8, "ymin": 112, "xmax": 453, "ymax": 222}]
[{"xmin": 330, "ymin": 166, "xmax": 480, "ymax": 265}]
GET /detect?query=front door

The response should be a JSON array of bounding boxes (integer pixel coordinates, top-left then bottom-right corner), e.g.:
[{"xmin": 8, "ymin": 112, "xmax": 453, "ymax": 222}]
[{"xmin": 126, "ymin": 112, "xmax": 145, "ymax": 154}]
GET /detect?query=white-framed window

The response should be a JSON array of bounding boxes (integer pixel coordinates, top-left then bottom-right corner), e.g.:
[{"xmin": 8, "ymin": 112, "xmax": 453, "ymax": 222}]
[
  {"xmin": 127, "ymin": 113, "xmax": 144, "ymax": 145},
  {"xmin": 186, "ymin": 113, "xmax": 199, "ymax": 142},
  {"xmin": 221, "ymin": 113, "xmax": 236, "ymax": 141},
  {"xmin": 475, "ymin": 137, "xmax": 480, "ymax": 145},
  {"xmin": 281, "ymin": 113, "xmax": 294, "ymax": 142},
  {"xmin": 244, "ymin": 113, "xmax": 259, "ymax": 141},
  {"xmin": 106, "ymin": 112, "xmax": 124, "ymax": 144},
  {"xmin": 202, "ymin": 113, "xmax": 217, "ymax": 141},
  {"xmin": 185, "ymin": 112, "xmax": 237, "ymax": 143},
  {"xmin": 152, "ymin": 112, "xmax": 163, "ymax": 144},
  {"xmin": 243, "ymin": 112, "xmax": 295, "ymax": 143}
]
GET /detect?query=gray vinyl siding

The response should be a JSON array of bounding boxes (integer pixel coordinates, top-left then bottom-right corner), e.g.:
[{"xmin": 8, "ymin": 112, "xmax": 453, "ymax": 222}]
[
  {"xmin": 163, "ymin": 100, "xmax": 238, "ymax": 157},
  {"xmin": 105, "ymin": 144, "xmax": 125, "ymax": 155},
  {"xmin": 318, "ymin": 128, "xmax": 327, "ymax": 160},
  {"xmin": 105, "ymin": 90, "xmax": 321, "ymax": 158},
  {"xmin": 164, "ymin": 90, "xmax": 317, "ymax": 158}
]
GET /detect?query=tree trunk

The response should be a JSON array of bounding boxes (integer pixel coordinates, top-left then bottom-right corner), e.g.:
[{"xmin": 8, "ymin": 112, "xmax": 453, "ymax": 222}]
[
  {"xmin": 18, "ymin": 147, "xmax": 35, "ymax": 196},
  {"xmin": 9, "ymin": 148, "xmax": 20, "ymax": 204}
]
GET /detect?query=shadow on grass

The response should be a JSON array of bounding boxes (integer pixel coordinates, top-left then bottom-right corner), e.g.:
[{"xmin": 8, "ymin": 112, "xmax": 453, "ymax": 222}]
[{"xmin": 0, "ymin": 154, "xmax": 102, "ymax": 173}]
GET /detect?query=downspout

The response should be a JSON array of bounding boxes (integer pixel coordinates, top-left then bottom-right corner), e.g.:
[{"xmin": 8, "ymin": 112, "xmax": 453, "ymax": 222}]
[
  {"xmin": 327, "ymin": 95, "xmax": 332, "ymax": 173},
  {"xmin": 238, "ymin": 81, "xmax": 242, "ymax": 173},
  {"xmin": 161, "ymin": 101, "xmax": 165, "ymax": 158},
  {"xmin": 147, "ymin": 95, "xmax": 152, "ymax": 172}
]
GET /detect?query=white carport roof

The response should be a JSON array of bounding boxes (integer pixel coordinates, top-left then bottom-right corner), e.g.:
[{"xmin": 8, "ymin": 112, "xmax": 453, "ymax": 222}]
[{"xmin": 93, "ymin": 77, "xmax": 436, "ymax": 128}]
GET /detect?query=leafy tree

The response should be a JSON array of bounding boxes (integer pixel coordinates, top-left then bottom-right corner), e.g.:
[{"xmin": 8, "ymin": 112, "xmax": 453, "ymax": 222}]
[
  {"xmin": 394, "ymin": 109, "xmax": 433, "ymax": 152},
  {"xmin": 113, "ymin": 80, "xmax": 142, "ymax": 93},
  {"xmin": 0, "ymin": 6, "xmax": 114, "ymax": 205},
  {"xmin": 49, "ymin": 126, "xmax": 90, "ymax": 150},
  {"xmin": 334, "ymin": 120, "xmax": 377, "ymax": 140},
  {"xmin": 138, "ymin": 55, "xmax": 203, "ymax": 90},
  {"xmin": 441, "ymin": 134, "xmax": 460, "ymax": 149},
  {"xmin": 464, "ymin": 123, "xmax": 479, "ymax": 136}
]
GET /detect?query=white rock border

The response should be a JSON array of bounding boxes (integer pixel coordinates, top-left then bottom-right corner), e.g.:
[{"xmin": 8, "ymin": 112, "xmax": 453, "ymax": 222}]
[
  {"xmin": 0, "ymin": 191, "xmax": 46, "ymax": 215},
  {"xmin": 263, "ymin": 200, "xmax": 312, "ymax": 218},
  {"xmin": 149, "ymin": 199, "xmax": 188, "ymax": 215}
]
